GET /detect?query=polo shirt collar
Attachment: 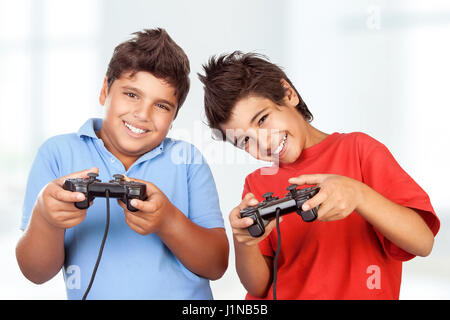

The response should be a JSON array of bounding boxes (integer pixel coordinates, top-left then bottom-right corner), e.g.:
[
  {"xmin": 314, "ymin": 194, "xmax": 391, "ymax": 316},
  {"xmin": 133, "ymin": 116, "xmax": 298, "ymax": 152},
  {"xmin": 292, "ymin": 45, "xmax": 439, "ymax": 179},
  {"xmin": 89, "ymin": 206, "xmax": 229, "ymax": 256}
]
[{"xmin": 77, "ymin": 118, "xmax": 102, "ymax": 139}]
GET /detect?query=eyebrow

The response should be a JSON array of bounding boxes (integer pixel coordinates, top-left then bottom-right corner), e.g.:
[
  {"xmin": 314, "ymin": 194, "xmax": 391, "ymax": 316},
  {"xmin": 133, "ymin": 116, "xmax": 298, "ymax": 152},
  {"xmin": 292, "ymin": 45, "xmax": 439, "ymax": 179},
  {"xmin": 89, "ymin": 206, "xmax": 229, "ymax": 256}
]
[
  {"xmin": 122, "ymin": 85, "xmax": 144, "ymax": 96},
  {"xmin": 232, "ymin": 107, "xmax": 269, "ymax": 147},
  {"xmin": 121, "ymin": 85, "xmax": 177, "ymax": 110},
  {"xmin": 250, "ymin": 107, "xmax": 268, "ymax": 125}
]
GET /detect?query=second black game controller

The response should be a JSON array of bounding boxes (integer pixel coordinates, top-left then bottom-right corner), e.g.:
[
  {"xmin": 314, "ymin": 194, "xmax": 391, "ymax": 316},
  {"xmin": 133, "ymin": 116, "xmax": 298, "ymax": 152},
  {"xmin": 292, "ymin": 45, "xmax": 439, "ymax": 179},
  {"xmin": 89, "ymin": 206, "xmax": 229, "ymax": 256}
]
[
  {"xmin": 240, "ymin": 184, "xmax": 320, "ymax": 237},
  {"xmin": 63, "ymin": 173, "xmax": 147, "ymax": 212}
]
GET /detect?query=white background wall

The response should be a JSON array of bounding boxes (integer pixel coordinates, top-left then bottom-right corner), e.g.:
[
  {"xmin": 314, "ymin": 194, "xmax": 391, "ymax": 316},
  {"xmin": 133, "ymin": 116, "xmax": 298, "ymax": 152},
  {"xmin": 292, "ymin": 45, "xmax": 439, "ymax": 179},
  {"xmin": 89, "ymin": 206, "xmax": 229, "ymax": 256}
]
[{"xmin": 0, "ymin": 0, "xmax": 448, "ymax": 299}]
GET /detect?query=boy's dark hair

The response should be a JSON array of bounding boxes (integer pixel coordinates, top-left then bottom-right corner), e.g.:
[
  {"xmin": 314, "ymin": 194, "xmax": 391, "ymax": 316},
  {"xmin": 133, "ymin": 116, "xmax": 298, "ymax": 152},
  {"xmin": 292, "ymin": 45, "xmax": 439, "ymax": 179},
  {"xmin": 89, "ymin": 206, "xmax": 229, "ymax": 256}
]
[
  {"xmin": 106, "ymin": 28, "xmax": 190, "ymax": 117},
  {"xmin": 198, "ymin": 51, "xmax": 313, "ymax": 139}
]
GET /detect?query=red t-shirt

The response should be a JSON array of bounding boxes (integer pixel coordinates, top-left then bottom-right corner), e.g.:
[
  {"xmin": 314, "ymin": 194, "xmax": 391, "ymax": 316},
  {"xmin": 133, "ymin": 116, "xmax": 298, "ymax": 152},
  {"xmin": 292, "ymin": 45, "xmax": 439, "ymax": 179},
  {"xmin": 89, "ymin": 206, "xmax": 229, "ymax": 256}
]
[{"xmin": 242, "ymin": 132, "xmax": 440, "ymax": 300}]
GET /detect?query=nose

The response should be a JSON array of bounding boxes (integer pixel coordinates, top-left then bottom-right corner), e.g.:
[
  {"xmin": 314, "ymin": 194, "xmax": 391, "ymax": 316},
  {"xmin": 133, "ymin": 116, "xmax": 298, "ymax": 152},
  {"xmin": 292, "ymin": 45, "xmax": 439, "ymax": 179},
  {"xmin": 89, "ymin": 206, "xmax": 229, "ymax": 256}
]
[{"xmin": 133, "ymin": 101, "xmax": 152, "ymax": 121}]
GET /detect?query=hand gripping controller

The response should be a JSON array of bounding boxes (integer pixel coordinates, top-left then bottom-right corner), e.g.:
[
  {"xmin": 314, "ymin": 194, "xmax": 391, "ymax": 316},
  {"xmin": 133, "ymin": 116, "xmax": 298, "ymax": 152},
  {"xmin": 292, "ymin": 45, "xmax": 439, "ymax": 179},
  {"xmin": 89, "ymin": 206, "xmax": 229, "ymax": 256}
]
[
  {"xmin": 63, "ymin": 173, "xmax": 148, "ymax": 212},
  {"xmin": 240, "ymin": 184, "xmax": 320, "ymax": 237}
]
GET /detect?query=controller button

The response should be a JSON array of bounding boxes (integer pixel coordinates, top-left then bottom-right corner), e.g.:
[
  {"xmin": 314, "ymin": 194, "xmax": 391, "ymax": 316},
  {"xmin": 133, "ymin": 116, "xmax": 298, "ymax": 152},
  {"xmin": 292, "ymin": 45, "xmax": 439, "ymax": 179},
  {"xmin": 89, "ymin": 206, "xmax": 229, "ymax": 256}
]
[
  {"xmin": 113, "ymin": 174, "xmax": 124, "ymax": 181},
  {"xmin": 262, "ymin": 192, "xmax": 275, "ymax": 201}
]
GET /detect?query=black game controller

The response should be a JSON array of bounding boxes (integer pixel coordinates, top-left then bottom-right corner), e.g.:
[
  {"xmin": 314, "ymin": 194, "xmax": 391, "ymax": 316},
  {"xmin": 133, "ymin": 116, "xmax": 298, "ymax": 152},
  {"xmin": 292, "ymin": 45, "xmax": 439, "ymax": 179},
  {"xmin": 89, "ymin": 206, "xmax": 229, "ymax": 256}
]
[
  {"xmin": 240, "ymin": 184, "xmax": 320, "ymax": 237},
  {"xmin": 63, "ymin": 173, "xmax": 147, "ymax": 212}
]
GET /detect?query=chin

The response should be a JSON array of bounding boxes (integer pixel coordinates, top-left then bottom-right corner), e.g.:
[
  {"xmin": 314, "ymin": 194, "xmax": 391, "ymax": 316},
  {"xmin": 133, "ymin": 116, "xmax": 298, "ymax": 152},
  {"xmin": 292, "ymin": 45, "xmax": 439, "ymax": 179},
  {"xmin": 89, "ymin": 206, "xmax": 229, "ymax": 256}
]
[
  {"xmin": 281, "ymin": 151, "xmax": 301, "ymax": 164},
  {"xmin": 118, "ymin": 142, "xmax": 153, "ymax": 156}
]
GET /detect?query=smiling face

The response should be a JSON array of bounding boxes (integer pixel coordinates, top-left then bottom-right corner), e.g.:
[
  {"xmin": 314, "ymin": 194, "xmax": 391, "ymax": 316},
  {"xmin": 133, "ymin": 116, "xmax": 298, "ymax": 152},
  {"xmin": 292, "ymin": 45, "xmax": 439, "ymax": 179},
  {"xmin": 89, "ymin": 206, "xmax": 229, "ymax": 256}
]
[
  {"xmin": 98, "ymin": 71, "xmax": 178, "ymax": 169},
  {"xmin": 220, "ymin": 83, "xmax": 327, "ymax": 164}
]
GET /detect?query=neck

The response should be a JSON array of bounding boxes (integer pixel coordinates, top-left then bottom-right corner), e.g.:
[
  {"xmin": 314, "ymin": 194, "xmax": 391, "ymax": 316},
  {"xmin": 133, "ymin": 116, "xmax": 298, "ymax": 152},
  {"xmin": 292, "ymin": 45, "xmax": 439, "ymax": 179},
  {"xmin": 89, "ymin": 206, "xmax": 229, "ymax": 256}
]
[
  {"xmin": 304, "ymin": 122, "xmax": 329, "ymax": 148},
  {"xmin": 95, "ymin": 129, "xmax": 138, "ymax": 171}
]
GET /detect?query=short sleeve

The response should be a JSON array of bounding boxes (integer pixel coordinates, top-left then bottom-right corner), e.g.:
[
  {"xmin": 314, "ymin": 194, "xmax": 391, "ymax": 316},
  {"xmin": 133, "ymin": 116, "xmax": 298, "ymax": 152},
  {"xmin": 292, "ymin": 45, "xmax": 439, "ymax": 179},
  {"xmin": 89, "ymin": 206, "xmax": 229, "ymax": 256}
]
[
  {"xmin": 186, "ymin": 145, "xmax": 224, "ymax": 229},
  {"xmin": 21, "ymin": 139, "xmax": 60, "ymax": 230},
  {"xmin": 358, "ymin": 134, "xmax": 440, "ymax": 261},
  {"xmin": 242, "ymin": 176, "xmax": 275, "ymax": 258}
]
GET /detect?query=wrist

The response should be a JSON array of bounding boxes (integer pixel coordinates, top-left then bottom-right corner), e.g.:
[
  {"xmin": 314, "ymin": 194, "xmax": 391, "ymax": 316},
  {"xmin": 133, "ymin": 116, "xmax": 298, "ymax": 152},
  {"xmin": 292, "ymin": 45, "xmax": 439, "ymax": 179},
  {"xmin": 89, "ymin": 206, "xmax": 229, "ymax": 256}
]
[
  {"xmin": 233, "ymin": 234, "xmax": 261, "ymax": 252},
  {"xmin": 355, "ymin": 180, "xmax": 371, "ymax": 216},
  {"xmin": 34, "ymin": 205, "xmax": 65, "ymax": 233},
  {"xmin": 155, "ymin": 202, "xmax": 183, "ymax": 238}
]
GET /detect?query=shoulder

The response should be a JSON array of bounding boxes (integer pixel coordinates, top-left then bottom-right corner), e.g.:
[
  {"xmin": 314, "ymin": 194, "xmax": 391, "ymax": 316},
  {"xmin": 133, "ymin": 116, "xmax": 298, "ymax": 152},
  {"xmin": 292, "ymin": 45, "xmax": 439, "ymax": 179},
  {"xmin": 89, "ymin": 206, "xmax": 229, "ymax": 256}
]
[
  {"xmin": 337, "ymin": 131, "xmax": 389, "ymax": 154},
  {"xmin": 336, "ymin": 131, "xmax": 382, "ymax": 145},
  {"xmin": 37, "ymin": 133, "xmax": 82, "ymax": 156}
]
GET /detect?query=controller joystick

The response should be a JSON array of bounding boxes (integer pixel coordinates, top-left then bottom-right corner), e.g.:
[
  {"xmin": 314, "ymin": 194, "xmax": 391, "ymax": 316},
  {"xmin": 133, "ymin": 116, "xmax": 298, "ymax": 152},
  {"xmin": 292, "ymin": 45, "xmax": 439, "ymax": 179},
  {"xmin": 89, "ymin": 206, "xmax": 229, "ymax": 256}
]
[
  {"xmin": 63, "ymin": 174, "xmax": 147, "ymax": 212},
  {"xmin": 111, "ymin": 174, "xmax": 124, "ymax": 183},
  {"xmin": 240, "ymin": 184, "xmax": 320, "ymax": 237},
  {"xmin": 286, "ymin": 184, "xmax": 298, "ymax": 195},
  {"xmin": 263, "ymin": 192, "xmax": 279, "ymax": 201}
]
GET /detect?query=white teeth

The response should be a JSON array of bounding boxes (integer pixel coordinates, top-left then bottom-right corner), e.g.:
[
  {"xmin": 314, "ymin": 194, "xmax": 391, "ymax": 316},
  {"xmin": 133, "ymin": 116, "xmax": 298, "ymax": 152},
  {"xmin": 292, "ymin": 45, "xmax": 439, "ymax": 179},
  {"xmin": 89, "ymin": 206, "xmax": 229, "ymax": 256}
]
[
  {"xmin": 124, "ymin": 121, "xmax": 148, "ymax": 134},
  {"xmin": 274, "ymin": 134, "xmax": 287, "ymax": 155}
]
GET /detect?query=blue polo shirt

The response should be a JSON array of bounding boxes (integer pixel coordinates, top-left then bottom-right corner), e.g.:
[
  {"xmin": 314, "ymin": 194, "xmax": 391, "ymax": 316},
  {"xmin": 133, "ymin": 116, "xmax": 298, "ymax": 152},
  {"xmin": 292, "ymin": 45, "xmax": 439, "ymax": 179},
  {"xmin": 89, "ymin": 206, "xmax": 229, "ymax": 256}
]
[{"xmin": 20, "ymin": 118, "xmax": 225, "ymax": 299}]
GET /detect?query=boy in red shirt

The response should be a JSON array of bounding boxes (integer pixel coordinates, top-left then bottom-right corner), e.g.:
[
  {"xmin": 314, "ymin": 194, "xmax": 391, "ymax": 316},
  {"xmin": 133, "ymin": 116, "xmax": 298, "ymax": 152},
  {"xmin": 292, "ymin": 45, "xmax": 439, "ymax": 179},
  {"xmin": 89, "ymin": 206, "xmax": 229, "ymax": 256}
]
[{"xmin": 198, "ymin": 51, "xmax": 440, "ymax": 299}]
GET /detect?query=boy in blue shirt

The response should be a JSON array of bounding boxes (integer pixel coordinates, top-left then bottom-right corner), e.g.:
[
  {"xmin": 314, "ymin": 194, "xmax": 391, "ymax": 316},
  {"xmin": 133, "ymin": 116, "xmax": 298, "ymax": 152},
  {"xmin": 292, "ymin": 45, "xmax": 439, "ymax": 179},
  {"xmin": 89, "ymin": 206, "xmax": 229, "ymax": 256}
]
[{"xmin": 16, "ymin": 28, "xmax": 228, "ymax": 299}]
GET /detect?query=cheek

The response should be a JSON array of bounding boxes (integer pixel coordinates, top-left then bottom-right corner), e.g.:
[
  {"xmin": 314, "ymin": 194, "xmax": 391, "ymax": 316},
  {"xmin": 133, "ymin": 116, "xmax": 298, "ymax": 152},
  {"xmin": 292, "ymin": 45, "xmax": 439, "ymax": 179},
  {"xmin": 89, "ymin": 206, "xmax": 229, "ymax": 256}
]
[
  {"xmin": 152, "ymin": 112, "xmax": 174, "ymax": 131},
  {"xmin": 247, "ymin": 140, "xmax": 268, "ymax": 161},
  {"xmin": 104, "ymin": 99, "xmax": 127, "ymax": 118},
  {"xmin": 247, "ymin": 144, "xmax": 259, "ymax": 159}
]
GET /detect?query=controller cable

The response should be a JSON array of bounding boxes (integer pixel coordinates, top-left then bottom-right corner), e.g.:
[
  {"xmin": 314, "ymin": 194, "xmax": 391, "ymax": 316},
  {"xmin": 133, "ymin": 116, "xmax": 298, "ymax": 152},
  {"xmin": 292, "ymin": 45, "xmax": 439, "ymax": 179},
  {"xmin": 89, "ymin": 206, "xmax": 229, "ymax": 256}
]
[
  {"xmin": 273, "ymin": 207, "xmax": 281, "ymax": 300},
  {"xmin": 82, "ymin": 190, "xmax": 111, "ymax": 300}
]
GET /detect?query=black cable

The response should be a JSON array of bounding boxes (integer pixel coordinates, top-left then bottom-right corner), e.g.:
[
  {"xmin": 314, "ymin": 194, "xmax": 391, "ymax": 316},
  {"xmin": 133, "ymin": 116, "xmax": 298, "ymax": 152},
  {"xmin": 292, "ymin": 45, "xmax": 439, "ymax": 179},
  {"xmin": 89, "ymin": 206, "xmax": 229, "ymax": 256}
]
[
  {"xmin": 273, "ymin": 207, "xmax": 281, "ymax": 300},
  {"xmin": 82, "ymin": 190, "xmax": 111, "ymax": 300}
]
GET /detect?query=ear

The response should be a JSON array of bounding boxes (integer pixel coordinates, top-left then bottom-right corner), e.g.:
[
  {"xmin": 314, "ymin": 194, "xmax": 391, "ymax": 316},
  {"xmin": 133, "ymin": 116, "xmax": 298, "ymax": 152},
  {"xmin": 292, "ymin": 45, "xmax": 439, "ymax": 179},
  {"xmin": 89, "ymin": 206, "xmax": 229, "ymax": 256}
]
[
  {"xmin": 99, "ymin": 77, "xmax": 108, "ymax": 106},
  {"xmin": 280, "ymin": 79, "xmax": 299, "ymax": 107}
]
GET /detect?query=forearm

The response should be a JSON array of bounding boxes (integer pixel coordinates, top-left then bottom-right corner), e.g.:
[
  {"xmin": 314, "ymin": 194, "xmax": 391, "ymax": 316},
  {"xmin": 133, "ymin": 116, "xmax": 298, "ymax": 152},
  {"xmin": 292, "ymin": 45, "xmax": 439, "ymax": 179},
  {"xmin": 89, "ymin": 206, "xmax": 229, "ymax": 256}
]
[
  {"xmin": 357, "ymin": 183, "xmax": 434, "ymax": 257},
  {"xmin": 234, "ymin": 239, "xmax": 272, "ymax": 297},
  {"xmin": 157, "ymin": 207, "xmax": 229, "ymax": 280},
  {"xmin": 16, "ymin": 207, "xmax": 65, "ymax": 284}
]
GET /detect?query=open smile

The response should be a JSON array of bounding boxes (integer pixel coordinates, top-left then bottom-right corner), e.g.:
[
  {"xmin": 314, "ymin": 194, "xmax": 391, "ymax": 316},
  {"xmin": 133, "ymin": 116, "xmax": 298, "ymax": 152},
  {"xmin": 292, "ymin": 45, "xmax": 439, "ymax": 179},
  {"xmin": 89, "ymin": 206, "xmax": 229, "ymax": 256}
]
[
  {"xmin": 273, "ymin": 133, "xmax": 288, "ymax": 157},
  {"xmin": 123, "ymin": 120, "xmax": 150, "ymax": 136}
]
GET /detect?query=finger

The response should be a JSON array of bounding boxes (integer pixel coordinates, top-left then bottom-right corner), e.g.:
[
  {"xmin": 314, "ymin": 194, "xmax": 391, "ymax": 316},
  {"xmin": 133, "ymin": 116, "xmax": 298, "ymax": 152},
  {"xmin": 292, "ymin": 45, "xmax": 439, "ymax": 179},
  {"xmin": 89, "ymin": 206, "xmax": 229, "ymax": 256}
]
[
  {"xmin": 288, "ymin": 174, "xmax": 325, "ymax": 186},
  {"xmin": 316, "ymin": 200, "xmax": 335, "ymax": 221},
  {"xmin": 59, "ymin": 213, "xmax": 87, "ymax": 228},
  {"xmin": 264, "ymin": 219, "xmax": 277, "ymax": 234},
  {"xmin": 49, "ymin": 183, "xmax": 87, "ymax": 203},
  {"xmin": 264, "ymin": 216, "xmax": 284, "ymax": 232},
  {"xmin": 301, "ymin": 189, "xmax": 328, "ymax": 211},
  {"xmin": 56, "ymin": 167, "xmax": 99, "ymax": 186},
  {"xmin": 124, "ymin": 214, "xmax": 147, "ymax": 235},
  {"xmin": 117, "ymin": 199, "xmax": 148, "ymax": 214},
  {"xmin": 129, "ymin": 198, "xmax": 158, "ymax": 213},
  {"xmin": 238, "ymin": 193, "xmax": 259, "ymax": 211},
  {"xmin": 230, "ymin": 210, "xmax": 255, "ymax": 229},
  {"xmin": 230, "ymin": 203, "xmax": 257, "ymax": 227},
  {"xmin": 236, "ymin": 218, "xmax": 281, "ymax": 246},
  {"xmin": 124, "ymin": 176, "xmax": 161, "ymax": 198},
  {"xmin": 320, "ymin": 213, "xmax": 344, "ymax": 222},
  {"xmin": 124, "ymin": 210, "xmax": 149, "ymax": 225},
  {"xmin": 46, "ymin": 207, "xmax": 87, "ymax": 227},
  {"xmin": 123, "ymin": 211, "xmax": 152, "ymax": 235}
]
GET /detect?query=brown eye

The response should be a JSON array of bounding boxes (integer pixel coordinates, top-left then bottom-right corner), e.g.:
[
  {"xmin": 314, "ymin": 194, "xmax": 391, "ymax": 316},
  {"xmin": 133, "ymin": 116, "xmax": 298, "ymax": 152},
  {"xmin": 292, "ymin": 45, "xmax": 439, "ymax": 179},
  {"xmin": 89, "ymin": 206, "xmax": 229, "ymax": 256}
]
[
  {"xmin": 239, "ymin": 136, "xmax": 250, "ymax": 148},
  {"xmin": 125, "ymin": 92, "xmax": 137, "ymax": 99},
  {"xmin": 258, "ymin": 114, "xmax": 268, "ymax": 126},
  {"xmin": 156, "ymin": 103, "xmax": 170, "ymax": 111}
]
